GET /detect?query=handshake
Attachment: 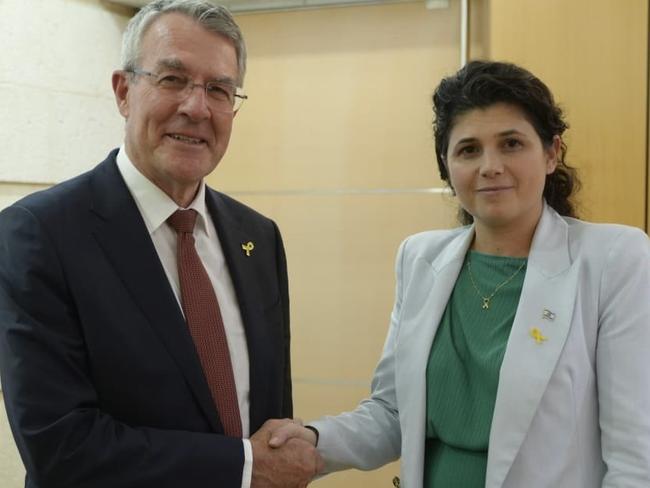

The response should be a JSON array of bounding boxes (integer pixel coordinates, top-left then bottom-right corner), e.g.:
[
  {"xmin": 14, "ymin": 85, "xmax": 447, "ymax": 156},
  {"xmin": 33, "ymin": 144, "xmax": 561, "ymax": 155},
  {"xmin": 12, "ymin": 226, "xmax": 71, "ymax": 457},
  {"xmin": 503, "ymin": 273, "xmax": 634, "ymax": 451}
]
[{"xmin": 250, "ymin": 419, "xmax": 324, "ymax": 488}]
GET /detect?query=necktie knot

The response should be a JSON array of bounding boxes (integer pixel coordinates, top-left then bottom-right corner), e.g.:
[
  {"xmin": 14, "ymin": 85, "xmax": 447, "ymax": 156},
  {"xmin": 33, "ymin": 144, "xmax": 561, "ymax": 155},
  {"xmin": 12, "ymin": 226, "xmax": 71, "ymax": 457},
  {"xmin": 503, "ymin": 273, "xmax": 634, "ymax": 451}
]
[{"xmin": 168, "ymin": 209, "xmax": 198, "ymax": 235}]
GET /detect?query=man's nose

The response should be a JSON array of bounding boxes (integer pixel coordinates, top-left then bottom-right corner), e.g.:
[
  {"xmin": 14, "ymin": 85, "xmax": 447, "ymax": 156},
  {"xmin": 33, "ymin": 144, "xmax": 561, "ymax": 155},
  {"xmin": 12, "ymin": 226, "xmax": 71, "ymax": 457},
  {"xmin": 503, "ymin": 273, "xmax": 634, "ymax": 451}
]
[{"xmin": 178, "ymin": 84, "xmax": 211, "ymax": 120}]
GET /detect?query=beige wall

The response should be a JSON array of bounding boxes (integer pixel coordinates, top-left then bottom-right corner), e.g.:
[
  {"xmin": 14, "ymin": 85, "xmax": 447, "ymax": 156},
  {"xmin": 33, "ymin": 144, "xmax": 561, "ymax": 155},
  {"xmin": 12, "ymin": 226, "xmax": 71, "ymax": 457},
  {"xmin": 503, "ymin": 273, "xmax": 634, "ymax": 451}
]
[
  {"xmin": 0, "ymin": 0, "xmax": 132, "ymax": 206},
  {"xmin": 216, "ymin": 3, "xmax": 459, "ymax": 192},
  {"xmin": 210, "ymin": 3, "xmax": 461, "ymax": 485},
  {"xmin": 0, "ymin": 395, "xmax": 23, "ymax": 488},
  {"xmin": 484, "ymin": 0, "xmax": 648, "ymax": 229}
]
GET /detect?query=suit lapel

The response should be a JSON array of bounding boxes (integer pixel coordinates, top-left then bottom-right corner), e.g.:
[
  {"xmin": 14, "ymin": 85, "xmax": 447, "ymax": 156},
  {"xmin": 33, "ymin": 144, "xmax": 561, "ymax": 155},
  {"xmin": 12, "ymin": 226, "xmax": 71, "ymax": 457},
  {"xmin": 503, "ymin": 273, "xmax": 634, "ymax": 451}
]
[
  {"xmin": 204, "ymin": 190, "xmax": 255, "ymax": 319},
  {"xmin": 205, "ymin": 190, "xmax": 272, "ymax": 433},
  {"xmin": 486, "ymin": 207, "xmax": 579, "ymax": 488},
  {"xmin": 88, "ymin": 155, "xmax": 222, "ymax": 432},
  {"xmin": 396, "ymin": 229, "xmax": 474, "ymax": 487}
]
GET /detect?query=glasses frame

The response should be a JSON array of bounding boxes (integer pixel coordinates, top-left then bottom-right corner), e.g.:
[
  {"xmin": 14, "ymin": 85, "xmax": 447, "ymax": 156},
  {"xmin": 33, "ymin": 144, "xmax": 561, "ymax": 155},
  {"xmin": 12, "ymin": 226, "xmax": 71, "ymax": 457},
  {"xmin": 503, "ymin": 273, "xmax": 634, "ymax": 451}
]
[{"xmin": 126, "ymin": 68, "xmax": 248, "ymax": 113}]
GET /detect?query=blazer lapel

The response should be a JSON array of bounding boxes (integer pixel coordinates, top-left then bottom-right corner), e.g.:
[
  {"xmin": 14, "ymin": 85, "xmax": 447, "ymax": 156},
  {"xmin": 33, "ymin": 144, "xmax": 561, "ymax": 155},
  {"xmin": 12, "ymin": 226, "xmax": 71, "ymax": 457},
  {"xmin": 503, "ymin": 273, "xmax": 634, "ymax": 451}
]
[
  {"xmin": 396, "ymin": 228, "xmax": 474, "ymax": 487},
  {"xmin": 88, "ymin": 155, "xmax": 222, "ymax": 432},
  {"xmin": 205, "ymin": 190, "xmax": 273, "ymax": 433},
  {"xmin": 486, "ymin": 206, "xmax": 579, "ymax": 488}
]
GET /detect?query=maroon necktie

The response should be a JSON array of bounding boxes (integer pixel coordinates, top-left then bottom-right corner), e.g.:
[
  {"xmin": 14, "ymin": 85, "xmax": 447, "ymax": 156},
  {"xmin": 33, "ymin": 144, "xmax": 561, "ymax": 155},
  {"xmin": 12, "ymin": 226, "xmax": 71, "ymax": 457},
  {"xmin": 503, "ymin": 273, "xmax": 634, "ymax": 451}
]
[{"xmin": 167, "ymin": 209, "xmax": 242, "ymax": 437}]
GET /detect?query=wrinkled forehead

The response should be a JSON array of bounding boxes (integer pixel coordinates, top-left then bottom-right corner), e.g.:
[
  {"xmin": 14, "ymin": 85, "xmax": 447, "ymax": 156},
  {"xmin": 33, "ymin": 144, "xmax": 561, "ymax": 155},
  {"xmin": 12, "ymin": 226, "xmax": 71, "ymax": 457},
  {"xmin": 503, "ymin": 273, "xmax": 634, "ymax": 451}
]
[{"xmin": 139, "ymin": 13, "xmax": 238, "ymax": 80}]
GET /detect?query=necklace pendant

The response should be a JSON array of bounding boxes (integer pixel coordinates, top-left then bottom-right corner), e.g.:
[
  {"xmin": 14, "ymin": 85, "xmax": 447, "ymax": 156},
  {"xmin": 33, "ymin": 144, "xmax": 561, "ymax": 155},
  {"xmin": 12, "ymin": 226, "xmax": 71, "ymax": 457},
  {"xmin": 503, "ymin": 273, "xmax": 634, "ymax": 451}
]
[{"xmin": 482, "ymin": 297, "xmax": 490, "ymax": 309}]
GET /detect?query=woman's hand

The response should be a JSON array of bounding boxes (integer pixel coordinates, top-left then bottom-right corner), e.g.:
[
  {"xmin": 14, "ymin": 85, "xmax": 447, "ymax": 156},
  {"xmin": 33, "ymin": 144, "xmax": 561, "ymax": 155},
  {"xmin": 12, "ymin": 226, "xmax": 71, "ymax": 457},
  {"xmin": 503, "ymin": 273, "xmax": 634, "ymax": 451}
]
[{"xmin": 268, "ymin": 419, "xmax": 318, "ymax": 448}]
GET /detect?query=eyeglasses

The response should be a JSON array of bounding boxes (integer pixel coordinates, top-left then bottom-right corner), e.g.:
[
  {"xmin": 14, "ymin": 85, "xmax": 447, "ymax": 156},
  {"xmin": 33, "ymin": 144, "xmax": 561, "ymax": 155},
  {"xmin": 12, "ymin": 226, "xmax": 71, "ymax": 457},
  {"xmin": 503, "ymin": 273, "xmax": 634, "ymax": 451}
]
[{"xmin": 127, "ymin": 68, "xmax": 247, "ymax": 113}]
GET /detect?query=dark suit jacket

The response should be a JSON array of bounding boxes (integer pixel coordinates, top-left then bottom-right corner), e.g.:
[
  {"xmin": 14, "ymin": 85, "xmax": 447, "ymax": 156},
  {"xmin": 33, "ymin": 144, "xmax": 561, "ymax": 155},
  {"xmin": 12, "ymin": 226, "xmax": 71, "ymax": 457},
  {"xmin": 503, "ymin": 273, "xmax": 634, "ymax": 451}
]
[{"xmin": 0, "ymin": 150, "xmax": 292, "ymax": 488}]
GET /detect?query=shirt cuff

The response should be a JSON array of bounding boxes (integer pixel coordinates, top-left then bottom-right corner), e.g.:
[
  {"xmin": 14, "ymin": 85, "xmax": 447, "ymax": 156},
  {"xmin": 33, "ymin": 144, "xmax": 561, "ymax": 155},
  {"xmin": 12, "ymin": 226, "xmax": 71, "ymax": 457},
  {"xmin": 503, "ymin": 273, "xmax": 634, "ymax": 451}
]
[
  {"xmin": 240, "ymin": 439, "xmax": 253, "ymax": 488},
  {"xmin": 304, "ymin": 425, "xmax": 319, "ymax": 446}
]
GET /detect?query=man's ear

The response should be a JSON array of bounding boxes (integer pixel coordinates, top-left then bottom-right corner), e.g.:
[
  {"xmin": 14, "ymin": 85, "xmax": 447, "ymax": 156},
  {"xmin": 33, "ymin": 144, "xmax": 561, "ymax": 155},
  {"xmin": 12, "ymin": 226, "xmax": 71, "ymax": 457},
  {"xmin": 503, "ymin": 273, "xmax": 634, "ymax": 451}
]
[{"xmin": 112, "ymin": 70, "xmax": 130, "ymax": 118}]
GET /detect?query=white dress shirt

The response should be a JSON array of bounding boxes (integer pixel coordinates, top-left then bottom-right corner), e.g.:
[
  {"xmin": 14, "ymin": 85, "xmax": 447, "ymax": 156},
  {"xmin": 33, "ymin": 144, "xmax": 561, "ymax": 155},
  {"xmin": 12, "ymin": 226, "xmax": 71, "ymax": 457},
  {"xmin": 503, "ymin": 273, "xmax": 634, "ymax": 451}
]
[{"xmin": 116, "ymin": 147, "xmax": 253, "ymax": 488}]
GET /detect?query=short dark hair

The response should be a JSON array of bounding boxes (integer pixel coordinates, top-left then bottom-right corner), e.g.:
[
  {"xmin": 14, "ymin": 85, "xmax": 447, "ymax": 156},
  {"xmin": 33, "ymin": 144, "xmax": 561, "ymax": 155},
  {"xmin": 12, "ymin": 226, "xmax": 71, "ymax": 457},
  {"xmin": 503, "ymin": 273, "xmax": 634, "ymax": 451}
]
[{"xmin": 432, "ymin": 60, "xmax": 580, "ymax": 224}]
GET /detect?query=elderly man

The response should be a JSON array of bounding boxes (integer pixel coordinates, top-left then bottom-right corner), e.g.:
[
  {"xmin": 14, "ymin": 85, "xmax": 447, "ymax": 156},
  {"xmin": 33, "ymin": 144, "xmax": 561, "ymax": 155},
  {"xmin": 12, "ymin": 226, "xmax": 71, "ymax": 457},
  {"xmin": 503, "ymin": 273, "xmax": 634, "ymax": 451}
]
[{"xmin": 0, "ymin": 1, "xmax": 320, "ymax": 487}]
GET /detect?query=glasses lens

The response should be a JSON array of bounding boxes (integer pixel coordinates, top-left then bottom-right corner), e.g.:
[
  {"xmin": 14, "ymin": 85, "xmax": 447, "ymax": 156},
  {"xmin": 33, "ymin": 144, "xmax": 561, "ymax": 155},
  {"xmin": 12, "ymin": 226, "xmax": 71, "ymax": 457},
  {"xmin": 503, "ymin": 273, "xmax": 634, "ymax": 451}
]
[
  {"xmin": 156, "ymin": 74, "xmax": 188, "ymax": 90},
  {"xmin": 136, "ymin": 69, "xmax": 245, "ymax": 113},
  {"xmin": 204, "ymin": 82, "xmax": 235, "ymax": 113}
]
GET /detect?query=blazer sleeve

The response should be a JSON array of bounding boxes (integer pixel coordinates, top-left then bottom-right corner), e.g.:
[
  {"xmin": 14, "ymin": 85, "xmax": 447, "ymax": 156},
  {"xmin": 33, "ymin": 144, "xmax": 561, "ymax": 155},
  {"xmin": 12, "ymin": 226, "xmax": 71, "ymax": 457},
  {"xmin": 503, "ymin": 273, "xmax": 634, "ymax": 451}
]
[
  {"xmin": 597, "ymin": 227, "xmax": 650, "ymax": 486},
  {"xmin": 0, "ymin": 205, "xmax": 245, "ymax": 488},
  {"xmin": 308, "ymin": 238, "xmax": 407, "ymax": 473}
]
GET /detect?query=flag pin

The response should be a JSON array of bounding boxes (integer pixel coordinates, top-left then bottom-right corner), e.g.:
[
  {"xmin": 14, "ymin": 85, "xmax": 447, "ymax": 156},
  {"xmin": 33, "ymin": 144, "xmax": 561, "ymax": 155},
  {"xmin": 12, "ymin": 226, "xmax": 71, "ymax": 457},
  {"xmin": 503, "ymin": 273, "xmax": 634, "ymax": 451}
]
[{"xmin": 542, "ymin": 309, "xmax": 556, "ymax": 320}]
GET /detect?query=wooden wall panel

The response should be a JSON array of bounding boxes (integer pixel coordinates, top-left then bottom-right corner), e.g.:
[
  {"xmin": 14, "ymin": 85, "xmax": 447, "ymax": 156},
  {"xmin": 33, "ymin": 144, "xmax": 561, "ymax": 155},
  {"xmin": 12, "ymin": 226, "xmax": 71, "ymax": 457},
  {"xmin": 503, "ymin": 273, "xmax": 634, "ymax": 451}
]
[
  {"xmin": 484, "ymin": 0, "xmax": 648, "ymax": 229},
  {"xmin": 213, "ymin": 2, "xmax": 460, "ymax": 192}
]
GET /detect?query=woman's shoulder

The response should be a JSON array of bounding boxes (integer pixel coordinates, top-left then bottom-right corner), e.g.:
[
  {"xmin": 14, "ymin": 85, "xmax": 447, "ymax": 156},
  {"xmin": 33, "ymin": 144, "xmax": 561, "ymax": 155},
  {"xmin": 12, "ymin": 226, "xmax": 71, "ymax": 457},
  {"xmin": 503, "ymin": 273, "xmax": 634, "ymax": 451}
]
[
  {"xmin": 562, "ymin": 216, "xmax": 649, "ymax": 260},
  {"xmin": 405, "ymin": 225, "xmax": 467, "ymax": 245},
  {"xmin": 398, "ymin": 226, "xmax": 470, "ymax": 261},
  {"xmin": 564, "ymin": 216, "xmax": 648, "ymax": 243}
]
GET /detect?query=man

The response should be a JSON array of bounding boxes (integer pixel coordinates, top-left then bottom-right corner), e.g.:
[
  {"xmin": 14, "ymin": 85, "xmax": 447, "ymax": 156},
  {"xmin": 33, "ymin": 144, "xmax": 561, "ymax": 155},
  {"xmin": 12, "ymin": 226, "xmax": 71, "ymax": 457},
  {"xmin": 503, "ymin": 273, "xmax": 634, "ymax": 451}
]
[{"xmin": 0, "ymin": 1, "xmax": 320, "ymax": 487}]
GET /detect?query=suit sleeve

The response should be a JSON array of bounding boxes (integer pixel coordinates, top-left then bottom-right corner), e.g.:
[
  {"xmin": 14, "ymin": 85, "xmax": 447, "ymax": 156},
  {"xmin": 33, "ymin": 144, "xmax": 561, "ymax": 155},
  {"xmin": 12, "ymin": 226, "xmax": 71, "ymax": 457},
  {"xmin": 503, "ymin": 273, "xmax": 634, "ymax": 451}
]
[
  {"xmin": 0, "ymin": 205, "xmax": 245, "ymax": 488},
  {"xmin": 308, "ymin": 239, "xmax": 407, "ymax": 473},
  {"xmin": 272, "ymin": 220, "xmax": 293, "ymax": 418},
  {"xmin": 597, "ymin": 227, "xmax": 650, "ymax": 486}
]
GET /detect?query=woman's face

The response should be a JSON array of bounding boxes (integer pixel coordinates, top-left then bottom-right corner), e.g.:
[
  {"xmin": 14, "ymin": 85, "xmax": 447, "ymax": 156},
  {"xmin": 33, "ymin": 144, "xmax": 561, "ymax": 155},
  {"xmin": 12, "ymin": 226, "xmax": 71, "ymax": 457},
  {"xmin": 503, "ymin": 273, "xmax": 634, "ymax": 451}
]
[{"xmin": 445, "ymin": 103, "xmax": 559, "ymax": 232}]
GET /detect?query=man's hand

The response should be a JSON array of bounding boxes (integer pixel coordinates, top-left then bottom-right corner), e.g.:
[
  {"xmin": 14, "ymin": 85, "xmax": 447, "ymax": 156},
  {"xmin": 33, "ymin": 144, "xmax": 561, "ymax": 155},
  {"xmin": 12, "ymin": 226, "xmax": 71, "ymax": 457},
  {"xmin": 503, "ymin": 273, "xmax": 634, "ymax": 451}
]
[{"xmin": 251, "ymin": 419, "xmax": 323, "ymax": 488}]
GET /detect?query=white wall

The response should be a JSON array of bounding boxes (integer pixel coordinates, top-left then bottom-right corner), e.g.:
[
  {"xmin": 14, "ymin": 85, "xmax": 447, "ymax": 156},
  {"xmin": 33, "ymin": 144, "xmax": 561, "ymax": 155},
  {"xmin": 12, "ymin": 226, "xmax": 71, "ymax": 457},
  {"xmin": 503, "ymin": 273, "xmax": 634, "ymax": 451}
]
[{"xmin": 0, "ymin": 0, "xmax": 133, "ymax": 201}]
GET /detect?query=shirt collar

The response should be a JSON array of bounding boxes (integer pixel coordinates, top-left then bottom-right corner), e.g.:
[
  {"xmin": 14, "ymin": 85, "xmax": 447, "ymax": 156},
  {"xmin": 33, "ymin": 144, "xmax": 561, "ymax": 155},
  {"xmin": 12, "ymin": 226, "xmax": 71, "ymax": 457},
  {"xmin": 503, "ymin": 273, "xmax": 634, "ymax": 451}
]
[{"xmin": 115, "ymin": 145, "xmax": 212, "ymax": 237}]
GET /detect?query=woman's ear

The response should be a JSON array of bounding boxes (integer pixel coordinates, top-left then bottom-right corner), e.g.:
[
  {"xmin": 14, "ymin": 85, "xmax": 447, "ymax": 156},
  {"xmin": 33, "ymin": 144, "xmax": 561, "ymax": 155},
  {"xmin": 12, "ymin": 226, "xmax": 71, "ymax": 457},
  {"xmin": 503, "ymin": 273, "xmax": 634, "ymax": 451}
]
[{"xmin": 546, "ymin": 135, "xmax": 561, "ymax": 174}]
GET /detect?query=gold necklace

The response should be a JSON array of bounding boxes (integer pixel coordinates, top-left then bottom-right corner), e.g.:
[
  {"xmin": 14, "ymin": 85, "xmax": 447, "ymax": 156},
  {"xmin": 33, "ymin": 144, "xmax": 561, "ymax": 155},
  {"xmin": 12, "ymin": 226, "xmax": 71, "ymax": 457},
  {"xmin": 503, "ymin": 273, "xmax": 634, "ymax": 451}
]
[{"xmin": 466, "ymin": 258, "xmax": 526, "ymax": 310}]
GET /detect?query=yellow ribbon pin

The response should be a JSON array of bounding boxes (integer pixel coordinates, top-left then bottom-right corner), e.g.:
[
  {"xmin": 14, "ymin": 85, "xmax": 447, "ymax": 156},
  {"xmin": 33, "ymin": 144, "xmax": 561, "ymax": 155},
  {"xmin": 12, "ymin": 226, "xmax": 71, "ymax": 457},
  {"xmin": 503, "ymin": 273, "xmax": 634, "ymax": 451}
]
[
  {"xmin": 241, "ymin": 241, "xmax": 254, "ymax": 256},
  {"xmin": 530, "ymin": 327, "xmax": 547, "ymax": 344}
]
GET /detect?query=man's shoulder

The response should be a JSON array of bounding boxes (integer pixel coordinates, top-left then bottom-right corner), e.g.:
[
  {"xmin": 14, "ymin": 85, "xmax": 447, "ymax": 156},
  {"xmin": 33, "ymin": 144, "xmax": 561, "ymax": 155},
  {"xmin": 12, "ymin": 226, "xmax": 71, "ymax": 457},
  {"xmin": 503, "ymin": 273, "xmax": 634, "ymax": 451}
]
[
  {"xmin": 13, "ymin": 172, "xmax": 90, "ymax": 216},
  {"xmin": 7, "ymin": 150, "xmax": 118, "ymax": 218},
  {"xmin": 205, "ymin": 187, "xmax": 275, "ymax": 228}
]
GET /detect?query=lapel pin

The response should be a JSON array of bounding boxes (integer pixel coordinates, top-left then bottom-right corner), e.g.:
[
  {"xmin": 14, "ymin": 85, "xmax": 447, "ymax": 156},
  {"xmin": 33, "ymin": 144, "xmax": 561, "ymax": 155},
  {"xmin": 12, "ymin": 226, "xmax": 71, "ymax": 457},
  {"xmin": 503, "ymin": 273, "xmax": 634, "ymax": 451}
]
[
  {"xmin": 542, "ymin": 309, "xmax": 556, "ymax": 320},
  {"xmin": 241, "ymin": 241, "xmax": 255, "ymax": 257},
  {"xmin": 530, "ymin": 327, "xmax": 547, "ymax": 344}
]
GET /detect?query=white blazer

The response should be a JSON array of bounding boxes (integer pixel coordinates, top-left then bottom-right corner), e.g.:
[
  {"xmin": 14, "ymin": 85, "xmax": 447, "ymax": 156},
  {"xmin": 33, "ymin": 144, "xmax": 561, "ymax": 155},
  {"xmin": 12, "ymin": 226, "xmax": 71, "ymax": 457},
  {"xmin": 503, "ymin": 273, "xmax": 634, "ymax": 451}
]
[{"xmin": 311, "ymin": 205, "xmax": 650, "ymax": 487}]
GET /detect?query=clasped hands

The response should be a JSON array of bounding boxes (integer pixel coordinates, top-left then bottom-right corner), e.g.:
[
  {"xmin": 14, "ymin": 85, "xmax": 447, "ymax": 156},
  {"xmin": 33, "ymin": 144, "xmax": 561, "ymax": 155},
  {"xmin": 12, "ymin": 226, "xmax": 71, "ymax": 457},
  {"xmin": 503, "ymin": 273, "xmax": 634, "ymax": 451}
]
[{"xmin": 250, "ymin": 418, "xmax": 322, "ymax": 488}]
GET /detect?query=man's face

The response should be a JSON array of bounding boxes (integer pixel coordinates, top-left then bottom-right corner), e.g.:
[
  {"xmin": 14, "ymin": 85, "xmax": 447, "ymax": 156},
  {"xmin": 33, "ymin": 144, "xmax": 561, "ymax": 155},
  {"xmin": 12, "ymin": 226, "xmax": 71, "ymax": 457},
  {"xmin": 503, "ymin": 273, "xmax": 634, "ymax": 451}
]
[{"xmin": 113, "ymin": 13, "xmax": 239, "ymax": 204}]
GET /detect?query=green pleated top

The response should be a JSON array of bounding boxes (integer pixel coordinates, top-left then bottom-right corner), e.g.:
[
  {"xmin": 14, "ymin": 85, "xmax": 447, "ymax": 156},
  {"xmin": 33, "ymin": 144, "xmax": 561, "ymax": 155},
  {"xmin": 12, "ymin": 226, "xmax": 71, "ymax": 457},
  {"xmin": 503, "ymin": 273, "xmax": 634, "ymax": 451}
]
[{"xmin": 424, "ymin": 251, "xmax": 527, "ymax": 487}]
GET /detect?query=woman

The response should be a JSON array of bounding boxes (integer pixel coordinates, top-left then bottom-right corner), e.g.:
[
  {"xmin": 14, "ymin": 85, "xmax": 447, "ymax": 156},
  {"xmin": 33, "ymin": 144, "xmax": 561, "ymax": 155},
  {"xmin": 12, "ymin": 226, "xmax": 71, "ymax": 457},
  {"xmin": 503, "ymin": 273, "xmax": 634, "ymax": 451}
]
[{"xmin": 270, "ymin": 61, "xmax": 650, "ymax": 487}]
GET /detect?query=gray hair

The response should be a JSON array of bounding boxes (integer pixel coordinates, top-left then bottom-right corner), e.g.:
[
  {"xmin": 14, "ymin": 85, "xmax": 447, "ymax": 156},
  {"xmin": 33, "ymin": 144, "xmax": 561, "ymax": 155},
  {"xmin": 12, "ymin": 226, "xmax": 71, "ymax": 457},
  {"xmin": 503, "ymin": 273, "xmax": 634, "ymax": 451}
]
[{"xmin": 121, "ymin": 0, "xmax": 247, "ymax": 85}]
